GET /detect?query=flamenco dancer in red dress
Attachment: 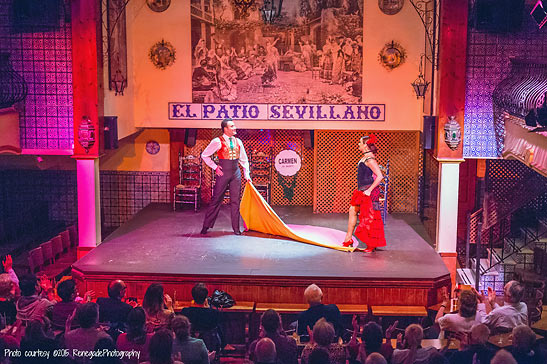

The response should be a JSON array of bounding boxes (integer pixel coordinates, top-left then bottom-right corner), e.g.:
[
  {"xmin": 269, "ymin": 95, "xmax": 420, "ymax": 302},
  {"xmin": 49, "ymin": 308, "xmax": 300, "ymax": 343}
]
[{"xmin": 342, "ymin": 134, "xmax": 386, "ymax": 252}]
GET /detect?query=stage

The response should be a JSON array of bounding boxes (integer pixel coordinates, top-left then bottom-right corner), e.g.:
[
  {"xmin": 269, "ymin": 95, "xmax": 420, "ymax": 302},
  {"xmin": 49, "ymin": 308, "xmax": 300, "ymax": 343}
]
[{"xmin": 72, "ymin": 204, "xmax": 450, "ymax": 307}]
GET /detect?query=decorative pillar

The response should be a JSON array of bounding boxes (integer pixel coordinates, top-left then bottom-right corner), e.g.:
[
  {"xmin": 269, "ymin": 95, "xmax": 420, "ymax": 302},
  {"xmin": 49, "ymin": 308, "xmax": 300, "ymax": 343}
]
[
  {"xmin": 434, "ymin": 0, "xmax": 468, "ymax": 286},
  {"xmin": 72, "ymin": 0, "xmax": 104, "ymax": 258}
]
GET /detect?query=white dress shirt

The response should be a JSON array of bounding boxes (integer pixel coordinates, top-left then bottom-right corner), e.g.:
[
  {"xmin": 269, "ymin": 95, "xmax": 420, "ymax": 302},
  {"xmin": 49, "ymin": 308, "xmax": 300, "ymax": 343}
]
[
  {"xmin": 481, "ymin": 301, "xmax": 528, "ymax": 331},
  {"xmin": 201, "ymin": 134, "xmax": 250, "ymax": 180}
]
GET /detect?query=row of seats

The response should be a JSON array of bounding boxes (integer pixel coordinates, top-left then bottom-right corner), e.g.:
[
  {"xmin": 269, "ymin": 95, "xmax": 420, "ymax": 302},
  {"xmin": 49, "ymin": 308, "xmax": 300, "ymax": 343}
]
[{"xmin": 28, "ymin": 225, "xmax": 78, "ymax": 279}]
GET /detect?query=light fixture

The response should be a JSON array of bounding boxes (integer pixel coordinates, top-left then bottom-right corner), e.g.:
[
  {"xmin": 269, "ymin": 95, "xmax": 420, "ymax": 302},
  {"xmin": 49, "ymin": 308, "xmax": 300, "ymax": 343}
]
[
  {"xmin": 411, "ymin": 54, "xmax": 430, "ymax": 99},
  {"xmin": 110, "ymin": 69, "xmax": 127, "ymax": 96},
  {"xmin": 260, "ymin": 0, "xmax": 283, "ymax": 24}
]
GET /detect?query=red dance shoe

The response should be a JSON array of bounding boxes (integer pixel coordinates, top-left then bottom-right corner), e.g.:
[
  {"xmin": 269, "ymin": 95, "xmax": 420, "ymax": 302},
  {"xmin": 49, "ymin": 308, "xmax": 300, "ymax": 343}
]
[
  {"xmin": 342, "ymin": 240, "xmax": 354, "ymax": 247},
  {"xmin": 363, "ymin": 247, "xmax": 376, "ymax": 253}
]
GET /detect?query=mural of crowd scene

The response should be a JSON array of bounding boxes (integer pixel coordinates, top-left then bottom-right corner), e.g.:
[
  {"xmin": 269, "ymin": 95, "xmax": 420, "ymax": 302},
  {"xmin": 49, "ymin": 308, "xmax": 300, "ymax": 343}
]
[{"xmin": 191, "ymin": 0, "xmax": 363, "ymax": 104}]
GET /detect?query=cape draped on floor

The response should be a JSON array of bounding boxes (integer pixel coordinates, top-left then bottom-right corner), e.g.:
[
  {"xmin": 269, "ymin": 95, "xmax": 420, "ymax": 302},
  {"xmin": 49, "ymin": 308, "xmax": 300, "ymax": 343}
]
[{"xmin": 240, "ymin": 182, "xmax": 356, "ymax": 252}]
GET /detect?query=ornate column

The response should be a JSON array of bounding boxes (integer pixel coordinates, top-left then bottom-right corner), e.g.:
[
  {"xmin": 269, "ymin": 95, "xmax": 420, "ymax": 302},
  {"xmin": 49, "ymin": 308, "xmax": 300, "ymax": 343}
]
[
  {"xmin": 72, "ymin": 0, "xmax": 104, "ymax": 258},
  {"xmin": 435, "ymin": 0, "xmax": 468, "ymax": 286}
]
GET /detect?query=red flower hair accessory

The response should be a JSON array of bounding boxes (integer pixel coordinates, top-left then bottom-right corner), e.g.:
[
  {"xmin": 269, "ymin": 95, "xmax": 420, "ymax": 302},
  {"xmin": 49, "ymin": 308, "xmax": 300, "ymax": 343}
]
[{"xmin": 366, "ymin": 134, "xmax": 377, "ymax": 145}]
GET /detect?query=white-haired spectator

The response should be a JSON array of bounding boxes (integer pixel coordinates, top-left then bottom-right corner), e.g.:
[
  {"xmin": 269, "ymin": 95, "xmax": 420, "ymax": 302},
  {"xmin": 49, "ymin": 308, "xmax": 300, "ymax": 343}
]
[
  {"xmin": 297, "ymin": 284, "xmax": 342, "ymax": 337},
  {"xmin": 510, "ymin": 324, "xmax": 546, "ymax": 364},
  {"xmin": 255, "ymin": 337, "xmax": 276, "ymax": 364},
  {"xmin": 448, "ymin": 323, "xmax": 494, "ymax": 364},
  {"xmin": 480, "ymin": 281, "xmax": 527, "ymax": 334},
  {"xmin": 491, "ymin": 349, "xmax": 517, "ymax": 364},
  {"xmin": 391, "ymin": 324, "xmax": 437, "ymax": 364},
  {"xmin": 364, "ymin": 353, "xmax": 387, "ymax": 364}
]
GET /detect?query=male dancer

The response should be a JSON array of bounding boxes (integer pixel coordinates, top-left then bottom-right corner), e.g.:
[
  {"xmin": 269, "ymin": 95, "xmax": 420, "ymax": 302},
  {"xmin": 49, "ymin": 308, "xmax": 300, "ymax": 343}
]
[{"xmin": 200, "ymin": 118, "xmax": 251, "ymax": 235}]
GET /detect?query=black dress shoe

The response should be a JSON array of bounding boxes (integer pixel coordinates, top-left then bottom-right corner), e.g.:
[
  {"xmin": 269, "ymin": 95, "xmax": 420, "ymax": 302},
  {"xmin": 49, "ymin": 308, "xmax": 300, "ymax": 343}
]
[
  {"xmin": 200, "ymin": 227, "xmax": 209, "ymax": 235},
  {"xmin": 233, "ymin": 230, "xmax": 242, "ymax": 235}
]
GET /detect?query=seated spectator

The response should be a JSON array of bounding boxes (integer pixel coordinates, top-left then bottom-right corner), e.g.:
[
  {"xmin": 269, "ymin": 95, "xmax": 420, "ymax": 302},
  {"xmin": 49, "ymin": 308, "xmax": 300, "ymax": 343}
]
[
  {"xmin": 481, "ymin": 281, "xmax": 528, "ymax": 334},
  {"xmin": 435, "ymin": 289, "xmax": 480, "ymax": 338},
  {"xmin": 364, "ymin": 353, "xmax": 387, "ymax": 364},
  {"xmin": 64, "ymin": 302, "xmax": 112, "ymax": 361},
  {"xmin": 93, "ymin": 337, "xmax": 123, "ymax": 364},
  {"xmin": 308, "ymin": 347, "xmax": 330, "ymax": 364},
  {"xmin": 297, "ymin": 284, "xmax": 342, "ymax": 337},
  {"xmin": 180, "ymin": 283, "xmax": 221, "ymax": 352},
  {"xmin": 97, "ymin": 280, "xmax": 133, "ymax": 328},
  {"xmin": 141, "ymin": 329, "xmax": 183, "ymax": 364},
  {"xmin": 391, "ymin": 324, "xmax": 437, "ymax": 364},
  {"xmin": 2, "ymin": 255, "xmax": 19, "ymax": 287},
  {"xmin": 0, "ymin": 273, "xmax": 17, "ymax": 326},
  {"xmin": 116, "ymin": 307, "xmax": 153, "ymax": 364},
  {"xmin": 143, "ymin": 283, "xmax": 174, "ymax": 333},
  {"xmin": 16, "ymin": 319, "xmax": 60, "ymax": 364},
  {"xmin": 52, "ymin": 279, "xmax": 93, "ymax": 331},
  {"xmin": 491, "ymin": 349, "xmax": 517, "ymax": 364},
  {"xmin": 16, "ymin": 274, "xmax": 55, "ymax": 325},
  {"xmin": 254, "ymin": 337, "xmax": 276, "ymax": 364},
  {"xmin": 448, "ymin": 323, "xmax": 494, "ymax": 364},
  {"xmin": 355, "ymin": 321, "xmax": 395, "ymax": 362},
  {"xmin": 171, "ymin": 315, "xmax": 209, "ymax": 364},
  {"xmin": 248, "ymin": 309, "xmax": 297, "ymax": 364},
  {"xmin": 301, "ymin": 318, "xmax": 346, "ymax": 364},
  {"xmin": 510, "ymin": 324, "xmax": 546, "ymax": 364}
]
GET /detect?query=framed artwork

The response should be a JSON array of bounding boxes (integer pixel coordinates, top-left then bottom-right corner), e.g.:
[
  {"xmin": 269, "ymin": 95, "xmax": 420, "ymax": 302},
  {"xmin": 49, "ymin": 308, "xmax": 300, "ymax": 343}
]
[
  {"xmin": 147, "ymin": 0, "xmax": 171, "ymax": 12},
  {"xmin": 191, "ymin": 0, "xmax": 364, "ymax": 104},
  {"xmin": 107, "ymin": 0, "xmax": 128, "ymax": 95}
]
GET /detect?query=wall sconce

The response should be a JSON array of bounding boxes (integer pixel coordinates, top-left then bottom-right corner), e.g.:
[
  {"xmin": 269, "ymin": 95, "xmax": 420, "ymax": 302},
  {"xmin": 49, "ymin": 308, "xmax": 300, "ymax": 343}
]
[
  {"xmin": 111, "ymin": 69, "xmax": 127, "ymax": 96},
  {"xmin": 411, "ymin": 54, "xmax": 430, "ymax": 99},
  {"xmin": 261, "ymin": 0, "xmax": 283, "ymax": 23}
]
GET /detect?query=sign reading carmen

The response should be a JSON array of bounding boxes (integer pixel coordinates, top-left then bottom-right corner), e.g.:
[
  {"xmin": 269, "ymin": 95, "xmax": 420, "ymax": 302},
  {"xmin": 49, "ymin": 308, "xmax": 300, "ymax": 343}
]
[{"xmin": 169, "ymin": 103, "xmax": 385, "ymax": 121}]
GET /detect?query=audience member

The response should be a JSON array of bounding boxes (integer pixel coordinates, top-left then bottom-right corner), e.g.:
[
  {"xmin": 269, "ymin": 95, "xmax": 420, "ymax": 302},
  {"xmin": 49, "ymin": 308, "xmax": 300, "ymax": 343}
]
[
  {"xmin": 64, "ymin": 302, "xmax": 112, "ymax": 361},
  {"xmin": 92, "ymin": 338, "xmax": 123, "ymax": 364},
  {"xmin": 427, "ymin": 351, "xmax": 449, "ymax": 364},
  {"xmin": 97, "ymin": 280, "xmax": 133, "ymax": 327},
  {"xmin": 510, "ymin": 324, "xmax": 546, "ymax": 364},
  {"xmin": 143, "ymin": 283, "xmax": 174, "ymax": 333},
  {"xmin": 255, "ymin": 337, "xmax": 277, "ymax": 364},
  {"xmin": 481, "ymin": 281, "xmax": 527, "ymax": 334},
  {"xmin": 297, "ymin": 284, "xmax": 342, "ymax": 337},
  {"xmin": 0, "ymin": 273, "xmax": 17, "ymax": 326},
  {"xmin": 364, "ymin": 352, "xmax": 387, "ymax": 364},
  {"xmin": 448, "ymin": 323, "xmax": 494, "ymax": 364},
  {"xmin": 436, "ymin": 289, "xmax": 480, "ymax": 338},
  {"xmin": 172, "ymin": 315, "xmax": 210, "ymax": 364},
  {"xmin": 301, "ymin": 318, "xmax": 346, "ymax": 364},
  {"xmin": 52, "ymin": 279, "xmax": 92, "ymax": 331},
  {"xmin": 359, "ymin": 321, "xmax": 395, "ymax": 362},
  {"xmin": 16, "ymin": 319, "xmax": 60, "ymax": 363},
  {"xmin": 308, "ymin": 347, "xmax": 330, "ymax": 364},
  {"xmin": 142, "ymin": 329, "xmax": 183, "ymax": 364},
  {"xmin": 16, "ymin": 274, "xmax": 55, "ymax": 325},
  {"xmin": 491, "ymin": 349, "xmax": 517, "ymax": 364},
  {"xmin": 248, "ymin": 309, "xmax": 298, "ymax": 364},
  {"xmin": 391, "ymin": 324, "xmax": 437, "ymax": 364},
  {"xmin": 180, "ymin": 283, "xmax": 222, "ymax": 352},
  {"xmin": 116, "ymin": 307, "xmax": 153, "ymax": 364}
]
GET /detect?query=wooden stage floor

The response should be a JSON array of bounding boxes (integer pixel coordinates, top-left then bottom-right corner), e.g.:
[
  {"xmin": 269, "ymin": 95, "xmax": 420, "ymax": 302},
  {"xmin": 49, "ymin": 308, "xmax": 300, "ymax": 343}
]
[{"xmin": 72, "ymin": 204, "xmax": 450, "ymax": 307}]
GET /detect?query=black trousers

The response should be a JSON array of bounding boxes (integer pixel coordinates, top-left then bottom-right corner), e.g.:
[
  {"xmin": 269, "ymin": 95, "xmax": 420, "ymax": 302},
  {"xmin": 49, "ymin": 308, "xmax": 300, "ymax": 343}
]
[{"xmin": 202, "ymin": 159, "xmax": 241, "ymax": 232}]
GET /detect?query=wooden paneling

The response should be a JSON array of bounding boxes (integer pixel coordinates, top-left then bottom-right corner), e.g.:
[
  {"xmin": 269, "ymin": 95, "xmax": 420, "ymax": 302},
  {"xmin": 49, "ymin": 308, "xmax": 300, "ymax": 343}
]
[{"xmin": 74, "ymin": 269, "xmax": 451, "ymax": 307}]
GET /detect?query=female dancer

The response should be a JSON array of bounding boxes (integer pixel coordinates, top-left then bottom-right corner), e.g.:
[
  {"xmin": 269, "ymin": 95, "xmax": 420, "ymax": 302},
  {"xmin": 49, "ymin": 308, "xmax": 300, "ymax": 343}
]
[{"xmin": 342, "ymin": 134, "xmax": 386, "ymax": 252}]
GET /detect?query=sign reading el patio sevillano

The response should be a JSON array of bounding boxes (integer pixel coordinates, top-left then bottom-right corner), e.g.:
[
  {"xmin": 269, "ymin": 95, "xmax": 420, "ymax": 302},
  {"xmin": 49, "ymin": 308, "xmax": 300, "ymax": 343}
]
[{"xmin": 169, "ymin": 103, "xmax": 385, "ymax": 121}]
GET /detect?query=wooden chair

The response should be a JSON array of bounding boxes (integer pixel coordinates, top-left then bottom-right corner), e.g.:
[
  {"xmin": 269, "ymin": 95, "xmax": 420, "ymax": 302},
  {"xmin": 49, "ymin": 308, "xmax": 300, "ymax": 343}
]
[
  {"xmin": 174, "ymin": 152, "xmax": 203, "ymax": 212},
  {"xmin": 59, "ymin": 230, "xmax": 71, "ymax": 253},
  {"xmin": 51, "ymin": 235, "xmax": 63, "ymax": 260},
  {"xmin": 250, "ymin": 150, "xmax": 273, "ymax": 204},
  {"xmin": 40, "ymin": 240, "xmax": 54, "ymax": 265},
  {"xmin": 379, "ymin": 160, "xmax": 390, "ymax": 224},
  {"xmin": 28, "ymin": 247, "xmax": 44, "ymax": 274}
]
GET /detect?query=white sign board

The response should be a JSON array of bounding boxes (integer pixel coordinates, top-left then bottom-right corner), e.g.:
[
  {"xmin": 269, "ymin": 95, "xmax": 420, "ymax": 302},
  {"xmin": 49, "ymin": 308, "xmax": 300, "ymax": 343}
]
[{"xmin": 275, "ymin": 150, "xmax": 302, "ymax": 177}]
